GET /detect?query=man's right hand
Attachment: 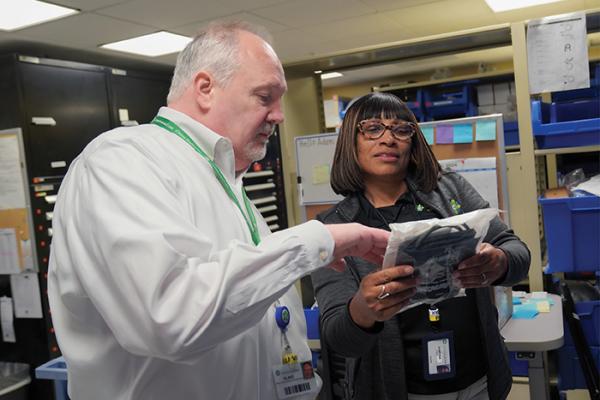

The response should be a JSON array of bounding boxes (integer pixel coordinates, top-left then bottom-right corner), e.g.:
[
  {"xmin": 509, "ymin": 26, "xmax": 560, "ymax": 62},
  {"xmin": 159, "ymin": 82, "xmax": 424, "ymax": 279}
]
[{"xmin": 324, "ymin": 223, "xmax": 390, "ymax": 272}]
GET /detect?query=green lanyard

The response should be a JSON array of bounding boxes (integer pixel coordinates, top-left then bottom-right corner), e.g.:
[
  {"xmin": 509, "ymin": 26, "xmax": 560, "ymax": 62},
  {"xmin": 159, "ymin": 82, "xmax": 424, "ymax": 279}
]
[{"xmin": 151, "ymin": 115, "xmax": 260, "ymax": 245}]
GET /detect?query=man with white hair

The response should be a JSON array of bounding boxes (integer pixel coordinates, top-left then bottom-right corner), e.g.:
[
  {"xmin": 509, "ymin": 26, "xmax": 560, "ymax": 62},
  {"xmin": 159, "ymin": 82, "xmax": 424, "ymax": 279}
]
[{"xmin": 48, "ymin": 20, "xmax": 403, "ymax": 400}]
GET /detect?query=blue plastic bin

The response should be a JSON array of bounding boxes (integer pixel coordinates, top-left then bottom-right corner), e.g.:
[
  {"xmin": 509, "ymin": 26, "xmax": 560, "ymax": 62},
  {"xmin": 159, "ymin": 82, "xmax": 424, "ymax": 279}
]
[
  {"xmin": 557, "ymin": 345, "xmax": 600, "ymax": 390},
  {"xmin": 539, "ymin": 195, "xmax": 600, "ymax": 273},
  {"xmin": 531, "ymin": 100, "xmax": 600, "ymax": 149},
  {"xmin": 424, "ymin": 84, "xmax": 477, "ymax": 120},
  {"xmin": 563, "ymin": 300, "xmax": 600, "ymax": 347},
  {"xmin": 35, "ymin": 357, "xmax": 69, "ymax": 400},
  {"xmin": 503, "ymin": 121, "xmax": 519, "ymax": 146},
  {"xmin": 304, "ymin": 308, "xmax": 320, "ymax": 340},
  {"xmin": 508, "ymin": 351, "xmax": 529, "ymax": 376}
]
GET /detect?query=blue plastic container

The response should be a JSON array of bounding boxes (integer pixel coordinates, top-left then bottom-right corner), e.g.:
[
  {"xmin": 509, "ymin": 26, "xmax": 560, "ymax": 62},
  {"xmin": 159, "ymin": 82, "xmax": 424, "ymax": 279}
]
[
  {"xmin": 531, "ymin": 100, "xmax": 600, "ymax": 149},
  {"xmin": 503, "ymin": 121, "xmax": 519, "ymax": 146},
  {"xmin": 557, "ymin": 345, "xmax": 600, "ymax": 390},
  {"xmin": 508, "ymin": 351, "xmax": 529, "ymax": 376},
  {"xmin": 539, "ymin": 195, "xmax": 600, "ymax": 273},
  {"xmin": 424, "ymin": 83, "xmax": 477, "ymax": 120},
  {"xmin": 304, "ymin": 308, "xmax": 320, "ymax": 340},
  {"xmin": 563, "ymin": 300, "xmax": 600, "ymax": 347},
  {"xmin": 35, "ymin": 357, "xmax": 69, "ymax": 400}
]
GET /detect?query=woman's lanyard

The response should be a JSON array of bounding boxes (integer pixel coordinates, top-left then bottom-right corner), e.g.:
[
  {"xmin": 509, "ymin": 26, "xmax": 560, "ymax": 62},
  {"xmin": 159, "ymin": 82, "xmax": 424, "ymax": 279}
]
[{"xmin": 151, "ymin": 115, "xmax": 260, "ymax": 246}]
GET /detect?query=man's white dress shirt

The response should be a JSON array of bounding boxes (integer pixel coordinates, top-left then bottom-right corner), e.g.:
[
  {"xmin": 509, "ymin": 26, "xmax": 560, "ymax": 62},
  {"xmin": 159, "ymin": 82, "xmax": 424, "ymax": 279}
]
[{"xmin": 48, "ymin": 107, "xmax": 334, "ymax": 399}]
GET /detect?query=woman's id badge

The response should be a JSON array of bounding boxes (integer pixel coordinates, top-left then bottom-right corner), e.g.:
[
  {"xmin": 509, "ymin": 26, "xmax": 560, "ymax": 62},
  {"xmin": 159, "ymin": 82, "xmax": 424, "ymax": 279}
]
[{"xmin": 422, "ymin": 331, "xmax": 456, "ymax": 380}]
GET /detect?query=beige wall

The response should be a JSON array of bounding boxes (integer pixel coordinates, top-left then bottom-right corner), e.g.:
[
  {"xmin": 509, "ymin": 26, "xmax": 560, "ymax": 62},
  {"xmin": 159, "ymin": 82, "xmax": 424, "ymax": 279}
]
[{"xmin": 280, "ymin": 75, "xmax": 325, "ymax": 227}]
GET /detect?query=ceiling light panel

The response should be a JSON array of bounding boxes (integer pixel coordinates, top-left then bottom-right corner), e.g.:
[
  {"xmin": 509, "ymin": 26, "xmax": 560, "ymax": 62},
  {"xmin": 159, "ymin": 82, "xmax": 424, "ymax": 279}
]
[
  {"xmin": 484, "ymin": 0, "xmax": 566, "ymax": 12},
  {"xmin": 101, "ymin": 31, "xmax": 192, "ymax": 57},
  {"xmin": 0, "ymin": 0, "xmax": 78, "ymax": 31}
]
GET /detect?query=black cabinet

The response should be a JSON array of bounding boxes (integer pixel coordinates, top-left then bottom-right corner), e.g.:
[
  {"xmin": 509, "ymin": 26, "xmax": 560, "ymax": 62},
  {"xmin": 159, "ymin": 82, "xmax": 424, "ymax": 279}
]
[
  {"xmin": 108, "ymin": 71, "xmax": 170, "ymax": 126},
  {"xmin": 244, "ymin": 128, "xmax": 288, "ymax": 232},
  {"xmin": 19, "ymin": 62, "xmax": 112, "ymax": 178},
  {"xmin": 0, "ymin": 53, "xmax": 171, "ymax": 400}
]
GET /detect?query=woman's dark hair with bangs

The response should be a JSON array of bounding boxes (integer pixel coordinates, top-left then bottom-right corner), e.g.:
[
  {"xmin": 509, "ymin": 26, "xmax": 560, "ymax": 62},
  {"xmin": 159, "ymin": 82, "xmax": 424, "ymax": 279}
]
[{"xmin": 330, "ymin": 92, "xmax": 441, "ymax": 196}]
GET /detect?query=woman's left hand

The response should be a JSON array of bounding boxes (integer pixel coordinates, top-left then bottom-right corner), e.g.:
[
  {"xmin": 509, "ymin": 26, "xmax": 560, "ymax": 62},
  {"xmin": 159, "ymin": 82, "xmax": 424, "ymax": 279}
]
[{"xmin": 452, "ymin": 243, "xmax": 508, "ymax": 288}]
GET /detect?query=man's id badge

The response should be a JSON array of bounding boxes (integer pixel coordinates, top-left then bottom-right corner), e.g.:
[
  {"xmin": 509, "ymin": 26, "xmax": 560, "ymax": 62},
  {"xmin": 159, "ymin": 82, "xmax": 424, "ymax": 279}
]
[
  {"xmin": 272, "ymin": 360, "xmax": 318, "ymax": 399},
  {"xmin": 422, "ymin": 331, "xmax": 456, "ymax": 381}
]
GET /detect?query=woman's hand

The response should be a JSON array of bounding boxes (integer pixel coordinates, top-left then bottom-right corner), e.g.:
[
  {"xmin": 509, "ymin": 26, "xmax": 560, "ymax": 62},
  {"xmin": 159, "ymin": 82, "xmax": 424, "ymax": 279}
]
[
  {"xmin": 349, "ymin": 265, "xmax": 417, "ymax": 329},
  {"xmin": 452, "ymin": 243, "xmax": 508, "ymax": 289}
]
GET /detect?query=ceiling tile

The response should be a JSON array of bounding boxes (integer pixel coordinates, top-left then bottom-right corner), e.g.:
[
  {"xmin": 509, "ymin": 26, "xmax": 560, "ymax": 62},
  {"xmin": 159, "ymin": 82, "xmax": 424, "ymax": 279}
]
[
  {"xmin": 173, "ymin": 12, "xmax": 290, "ymax": 37},
  {"xmin": 358, "ymin": 0, "xmax": 443, "ymax": 12},
  {"xmin": 96, "ymin": 0, "xmax": 242, "ymax": 29},
  {"xmin": 253, "ymin": 0, "xmax": 374, "ymax": 28},
  {"xmin": 387, "ymin": 0, "xmax": 498, "ymax": 36},
  {"xmin": 51, "ymin": 0, "xmax": 127, "ymax": 12},
  {"xmin": 14, "ymin": 13, "xmax": 152, "ymax": 49},
  {"xmin": 300, "ymin": 14, "xmax": 405, "ymax": 42}
]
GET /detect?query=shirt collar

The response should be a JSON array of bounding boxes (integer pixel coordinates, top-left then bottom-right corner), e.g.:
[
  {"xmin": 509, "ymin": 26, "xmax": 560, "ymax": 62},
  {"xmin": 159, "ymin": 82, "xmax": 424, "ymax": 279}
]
[{"xmin": 157, "ymin": 106, "xmax": 237, "ymax": 182}]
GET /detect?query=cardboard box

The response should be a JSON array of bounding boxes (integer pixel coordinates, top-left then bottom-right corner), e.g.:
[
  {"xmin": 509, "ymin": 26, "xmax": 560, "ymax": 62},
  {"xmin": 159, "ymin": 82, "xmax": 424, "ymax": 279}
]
[{"xmin": 476, "ymin": 84, "xmax": 494, "ymax": 106}]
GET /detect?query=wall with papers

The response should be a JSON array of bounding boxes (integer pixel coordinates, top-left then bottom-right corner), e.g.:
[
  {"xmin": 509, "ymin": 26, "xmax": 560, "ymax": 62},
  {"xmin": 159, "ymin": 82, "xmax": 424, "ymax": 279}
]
[{"xmin": 0, "ymin": 129, "xmax": 35, "ymax": 274}]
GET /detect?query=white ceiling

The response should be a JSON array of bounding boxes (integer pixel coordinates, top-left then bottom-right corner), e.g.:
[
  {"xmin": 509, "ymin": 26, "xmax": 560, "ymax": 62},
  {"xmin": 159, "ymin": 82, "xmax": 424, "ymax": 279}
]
[{"xmin": 1, "ymin": 0, "xmax": 597, "ymax": 85}]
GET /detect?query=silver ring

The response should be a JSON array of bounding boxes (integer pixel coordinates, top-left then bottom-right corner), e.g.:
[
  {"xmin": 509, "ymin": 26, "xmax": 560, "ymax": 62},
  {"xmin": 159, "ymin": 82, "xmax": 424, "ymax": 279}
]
[
  {"xmin": 481, "ymin": 272, "xmax": 489, "ymax": 285},
  {"xmin": 377, "ymin": 284, "xmax": 390, "ymax": 300}
]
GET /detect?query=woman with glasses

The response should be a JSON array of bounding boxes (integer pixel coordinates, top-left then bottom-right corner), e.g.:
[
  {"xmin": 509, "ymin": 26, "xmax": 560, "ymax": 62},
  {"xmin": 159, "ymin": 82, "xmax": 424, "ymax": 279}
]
[{"xmin": 311, "ymin": 92, "xmax": 530, "ymax": 400}]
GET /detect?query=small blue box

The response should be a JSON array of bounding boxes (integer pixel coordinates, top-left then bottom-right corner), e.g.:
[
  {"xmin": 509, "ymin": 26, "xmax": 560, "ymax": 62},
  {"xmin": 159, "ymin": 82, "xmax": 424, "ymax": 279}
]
[
  {"xmin": 304, "ymin": 308, "xmax": 320, "ymax": 340},
  {"xmin": 539, "ymin": 195, "xmax": 600, "ymax": 273}
]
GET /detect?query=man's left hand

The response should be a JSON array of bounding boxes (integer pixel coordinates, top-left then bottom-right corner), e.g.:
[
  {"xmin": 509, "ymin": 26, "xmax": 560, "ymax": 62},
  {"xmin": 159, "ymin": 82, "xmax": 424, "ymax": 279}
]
[{"xmin": 452, "ymin": 243, "xmax": 508, "ymax": 288}]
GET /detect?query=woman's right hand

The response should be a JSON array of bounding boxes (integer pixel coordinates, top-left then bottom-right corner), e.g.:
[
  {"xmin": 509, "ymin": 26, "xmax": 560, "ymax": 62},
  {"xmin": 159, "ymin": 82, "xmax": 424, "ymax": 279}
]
[{"xmin": 349, "ymin": 265, "xmax": 417, "ymax": 329}]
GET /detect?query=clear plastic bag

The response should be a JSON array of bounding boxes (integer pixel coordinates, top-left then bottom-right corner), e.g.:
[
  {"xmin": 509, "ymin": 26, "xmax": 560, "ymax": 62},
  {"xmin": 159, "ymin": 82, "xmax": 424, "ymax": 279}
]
[{"xmin": 382, "ymin": 208, "xmax": 499, "ymax": 311}]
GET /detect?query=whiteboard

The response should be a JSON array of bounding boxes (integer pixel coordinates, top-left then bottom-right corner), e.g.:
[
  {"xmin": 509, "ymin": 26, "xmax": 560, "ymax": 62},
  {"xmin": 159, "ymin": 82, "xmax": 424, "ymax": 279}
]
[{"xmin": 295, "ymin": 133, "xmax": 343, "ymax": 205}]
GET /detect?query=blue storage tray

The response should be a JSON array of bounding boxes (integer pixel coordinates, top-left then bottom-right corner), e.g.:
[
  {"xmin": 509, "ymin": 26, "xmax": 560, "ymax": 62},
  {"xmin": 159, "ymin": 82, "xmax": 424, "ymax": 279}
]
[
  {"xmin": 532, "ymin": 100, "xmax": 600, "ymax": 149},
  {"xmin": 424, "ymin": 84, "xmax": 477, "ymax": 120},
  {"xmin": 503, "ymin": 121, "xmax": 519, "ymax": 146},
  {"xmin": 557, "ymin": 345, "xmax": 600, "ymax": 390},
  {"xmin": 539, "ymin": 195, "xmax": 600, "ymax": 273},
  {"xmin": 552, "ymin": 63, "xmax": 600, "ymax": 103},
  {"xmin": 35, "ymin": 357, "xmax": 69, "ymax": 400},
  {"xmin": 304, "ymin": 308, "xmax": 320, "ymax": 340},
  {"xmin": 563, "ymin": 300, "xmax": 600, "ymax": 347}
]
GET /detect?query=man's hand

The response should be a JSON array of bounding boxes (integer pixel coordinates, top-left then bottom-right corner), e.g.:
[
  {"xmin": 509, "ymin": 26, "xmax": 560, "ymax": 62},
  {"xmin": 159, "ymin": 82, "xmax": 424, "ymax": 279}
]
[
  {"xmin": 324, "ymin": 223, "xmax": 390, "ymax": 272},
  {"xmin": 452, "ymin": 243, "xmax": 508, "ymax": 288}
]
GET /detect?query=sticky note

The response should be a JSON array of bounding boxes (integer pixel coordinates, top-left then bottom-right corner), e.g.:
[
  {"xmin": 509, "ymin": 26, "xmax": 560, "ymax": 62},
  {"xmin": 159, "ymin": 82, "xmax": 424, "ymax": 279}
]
[
  {"xmin": 536, "ymin": 301, "xmax": 551, "ymax": 313},
  {"xmin": 436, "ymin": 125, "xmax": 453, "ymax": 144},
  {"xmin": 476, "ymin": 120, "xmax": 496, "ymax": 141},
  {"xmin": 453, "ymin": 123, "xmax": 473, "ymax": 143},
  {"xmin": 312, "ymin": 164, "xmax": 330, "ymax": 185},
  {"xmin": 512, "ymin": 306, "xmax": 539, "ymax": 319},
  {"xmin": 421, "ymin": 126, "xmax": 434, "ymax": 145}
]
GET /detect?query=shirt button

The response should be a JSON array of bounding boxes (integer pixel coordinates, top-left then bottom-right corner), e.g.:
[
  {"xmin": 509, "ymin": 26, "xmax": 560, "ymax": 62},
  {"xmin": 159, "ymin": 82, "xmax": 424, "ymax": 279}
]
[{"xmin": 319, "ymin": 250, "xmax": 328, "ymax": 261}]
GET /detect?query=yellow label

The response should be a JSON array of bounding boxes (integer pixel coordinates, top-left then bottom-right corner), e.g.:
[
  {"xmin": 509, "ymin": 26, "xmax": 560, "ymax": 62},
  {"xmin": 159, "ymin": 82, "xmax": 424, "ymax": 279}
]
[{"xmin": 282, "ymin": 353, "xmax": 298, "ymax": 364}]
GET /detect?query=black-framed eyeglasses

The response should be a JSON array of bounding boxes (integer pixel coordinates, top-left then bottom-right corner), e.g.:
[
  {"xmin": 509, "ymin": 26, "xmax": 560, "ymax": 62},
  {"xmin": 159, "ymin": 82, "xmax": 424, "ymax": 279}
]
[{"xmin": 357, "ymin": 119, "xmax": 415, "ymax": 141}]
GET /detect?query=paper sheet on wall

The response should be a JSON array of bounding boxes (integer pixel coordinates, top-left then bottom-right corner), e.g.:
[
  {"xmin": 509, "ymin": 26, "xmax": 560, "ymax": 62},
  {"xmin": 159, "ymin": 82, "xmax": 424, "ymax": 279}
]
[
  {"xmin": 10, "ymin": 273, "xmax": 43, "ymax": 318},
  {"xmin": 439, "ymin": 157, "xmax": 498, "ymax": 209},
  {"xmin": 527, "ymin": 11, "xmax": 589, "ymax": 94},
  {"xmin": 1, "ymin": 297, "xmax": 16, "ymax": 342},
  {"xmin": 0, "ymin": 134, "xmax": 26, "ymax": 210},
  {"xmin": 0, "ymin": 228, "xmax": 20, "ymax": 274}
]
